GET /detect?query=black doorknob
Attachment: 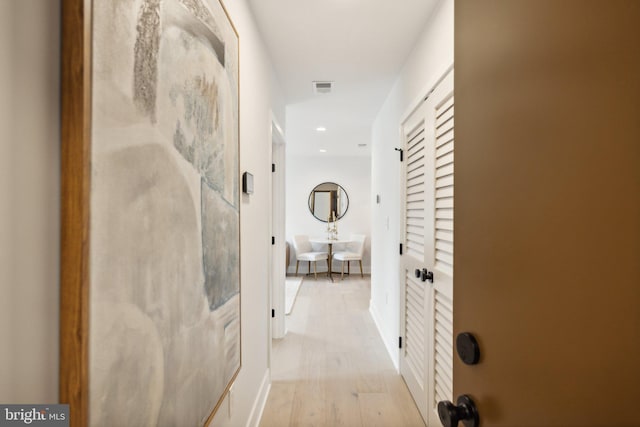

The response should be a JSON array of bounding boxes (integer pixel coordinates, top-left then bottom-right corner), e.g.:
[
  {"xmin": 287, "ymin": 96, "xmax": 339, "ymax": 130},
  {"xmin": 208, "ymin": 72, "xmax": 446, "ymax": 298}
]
[
  {"xmin": 421, "ymin": 268, "xmax": 434, "ymax": 283},
  {"xmin": 415, "ymin": 269, "xmax": 421, "ymax": 278},
  {"xmin": 437, "ymin": 395, "xmax": 479, "ymax": 427}
]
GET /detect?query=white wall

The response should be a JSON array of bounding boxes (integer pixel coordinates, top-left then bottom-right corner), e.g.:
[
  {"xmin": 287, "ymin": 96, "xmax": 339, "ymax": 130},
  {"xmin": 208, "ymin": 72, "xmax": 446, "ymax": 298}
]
[
  {"xmin": 370, "ymin": 0, "xmax": 454, "ymax": 369},
  {"xmin": 0, "ymin": 0, "xmax": 60, "ymax": 403},
  {"xmin": 286, "ymin": 155, "xmax": 372, "ymax": 273},
  {"xmin": 209, "ymin": 0, "xmax": 285, "ymax": 425},
  {"xmin": 0, "ymin": 0, "xmax": 284, "ymax": 424}
]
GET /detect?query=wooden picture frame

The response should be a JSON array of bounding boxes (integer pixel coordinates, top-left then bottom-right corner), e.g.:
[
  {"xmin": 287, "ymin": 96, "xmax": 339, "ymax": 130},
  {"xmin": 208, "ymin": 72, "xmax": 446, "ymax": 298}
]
[{"xmin": 60, "ymin": 0, "xmax": 241, "ymax": 425}]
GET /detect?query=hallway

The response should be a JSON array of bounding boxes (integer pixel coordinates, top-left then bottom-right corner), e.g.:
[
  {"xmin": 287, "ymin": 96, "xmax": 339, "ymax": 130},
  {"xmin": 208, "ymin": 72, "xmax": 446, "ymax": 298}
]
[{"xmin": 260, "ymin": 276, "xmax": 425, "ymax": 427}]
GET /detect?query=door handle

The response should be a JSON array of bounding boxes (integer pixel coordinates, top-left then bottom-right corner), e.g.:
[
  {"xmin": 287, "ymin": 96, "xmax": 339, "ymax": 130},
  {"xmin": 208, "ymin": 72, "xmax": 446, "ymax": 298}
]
[
  {"xmin": 414, "ymin": 268, "xmax": 434, "ymax": 283},
  {"xmin": 437, "ymin": 394, "xmax": 479, "ymax": 427},
  {"xmin": 421, "ymin": 268, "xmax": 434, "ymax": 283}
]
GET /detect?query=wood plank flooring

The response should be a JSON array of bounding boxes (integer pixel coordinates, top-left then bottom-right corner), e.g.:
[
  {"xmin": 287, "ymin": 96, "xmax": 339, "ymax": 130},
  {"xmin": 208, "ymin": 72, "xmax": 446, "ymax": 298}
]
[{"xmin": 260, "ymin": 275, "xmax": 425, "ymax": 427}]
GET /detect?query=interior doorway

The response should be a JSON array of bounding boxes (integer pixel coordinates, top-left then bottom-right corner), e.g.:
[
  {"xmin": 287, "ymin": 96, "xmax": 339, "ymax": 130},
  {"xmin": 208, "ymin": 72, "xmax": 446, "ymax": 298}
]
[{"xmin": 270, "ymin": 118, "xmax": 286, "ymax": 342}]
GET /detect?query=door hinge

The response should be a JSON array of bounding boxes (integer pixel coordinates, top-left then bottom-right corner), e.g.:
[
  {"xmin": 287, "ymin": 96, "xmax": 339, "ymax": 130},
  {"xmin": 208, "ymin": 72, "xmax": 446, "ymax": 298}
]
[
  {"xmin": 394, "ymin": 148, "xmax": 404, "ymax": 162},
  {"xmin": 399, "ymin": 243, "xmax": 403, "ymax": 255},
  {"xmin": 271, "ymin": 309, "xmax": 275, "ymax": 318},
  {"xmin": 399, "ymin": 336, "xmax": 403, "ymax": 349},
  {"xmin": 272, "ymin": 236, "xmax": 275, "ymax": 245},
  {"xmin": 272, "ymin": 163, "xmax": 276, "ymax": 173}
]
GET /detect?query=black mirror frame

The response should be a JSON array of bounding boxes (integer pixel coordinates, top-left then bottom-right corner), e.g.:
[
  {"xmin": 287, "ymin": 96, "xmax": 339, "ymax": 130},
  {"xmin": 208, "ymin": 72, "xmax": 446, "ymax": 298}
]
[{"xmin": 308, "ymin": 182, "xmax": 349, "ymax": 222}]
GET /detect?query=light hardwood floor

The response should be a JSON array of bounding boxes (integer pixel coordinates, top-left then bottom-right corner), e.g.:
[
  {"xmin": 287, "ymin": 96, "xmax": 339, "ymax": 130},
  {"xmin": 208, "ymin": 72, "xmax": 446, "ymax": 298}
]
[{"xmin": 260, "ymin": 275, "xmax": 425, "ymax": 427}]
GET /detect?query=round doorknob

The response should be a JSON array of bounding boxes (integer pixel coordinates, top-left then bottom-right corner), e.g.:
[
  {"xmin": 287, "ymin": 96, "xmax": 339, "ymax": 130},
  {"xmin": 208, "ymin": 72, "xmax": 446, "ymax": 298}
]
[
  {"xmin": 415, "ymin": 269, "xmax": 421, "ymax": 278},
  {"xmin": 437, "ymin": 394, "xmax": 479, "ymax": 427}
]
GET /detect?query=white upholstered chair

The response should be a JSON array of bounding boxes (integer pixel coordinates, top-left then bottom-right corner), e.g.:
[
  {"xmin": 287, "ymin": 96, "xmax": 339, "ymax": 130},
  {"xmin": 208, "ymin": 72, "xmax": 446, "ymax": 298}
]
[
  {"xmin": 333, "ymin": 234, "xmax": 366, "ymax": 279},
  {"xmin": 292, "ymin": 235, "xmax": 328, "ymax": 279}
]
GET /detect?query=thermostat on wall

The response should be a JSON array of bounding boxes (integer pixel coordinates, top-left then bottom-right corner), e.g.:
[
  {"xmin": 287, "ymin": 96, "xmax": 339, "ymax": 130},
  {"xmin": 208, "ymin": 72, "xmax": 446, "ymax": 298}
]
[{"xmin": 242, "ymin": 172, "xmax": 254, "ymax": 194}]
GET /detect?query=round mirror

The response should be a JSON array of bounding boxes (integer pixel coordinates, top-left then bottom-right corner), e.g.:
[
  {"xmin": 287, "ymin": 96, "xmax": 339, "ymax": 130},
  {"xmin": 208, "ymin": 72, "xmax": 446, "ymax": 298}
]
[{"xmin": 308, "ymin": 182, "xmax": 349, "ymax": 222}]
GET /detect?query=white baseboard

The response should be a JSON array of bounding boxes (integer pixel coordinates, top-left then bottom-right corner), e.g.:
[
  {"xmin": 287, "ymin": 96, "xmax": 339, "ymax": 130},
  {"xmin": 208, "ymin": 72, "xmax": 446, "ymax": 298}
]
[
  {"xmin": 369, "ymin": 301, "xmax": 399, "ymax": 371},
  {"xmin": 246, "ymin": 370, "xmax": 271, "ymax": 427}
]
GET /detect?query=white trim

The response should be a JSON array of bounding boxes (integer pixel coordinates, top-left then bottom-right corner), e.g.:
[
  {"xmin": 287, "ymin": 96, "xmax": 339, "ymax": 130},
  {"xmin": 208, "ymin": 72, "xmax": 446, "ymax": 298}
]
[
  {"xmin": 270, "ymin": 114, "xmax": 287, "ymax": 340},
  {"xmin": 271, "ymin": 116, "xmax": 285, "ymax": 144},
  {"xmin": 399, "ymin": 63, "xmax": 454, "ymax": 130},
  {"xmin": 246, "ymin": 370, "xmax": 271, "ymax": 427},
  {"xmin": 369, "ymin": 301, "xmax": 400, "ymax": 371}
]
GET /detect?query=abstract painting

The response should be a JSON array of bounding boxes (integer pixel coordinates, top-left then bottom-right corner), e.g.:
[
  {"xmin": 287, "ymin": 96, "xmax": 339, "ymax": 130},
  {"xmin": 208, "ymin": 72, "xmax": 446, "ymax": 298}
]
[{"xmin": 60, "ymin": 0, "xmax": 240, "ymax": 425}]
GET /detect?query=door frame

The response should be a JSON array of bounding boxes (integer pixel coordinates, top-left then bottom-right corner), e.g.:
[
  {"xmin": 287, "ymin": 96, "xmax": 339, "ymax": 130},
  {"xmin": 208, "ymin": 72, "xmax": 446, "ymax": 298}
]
[{"xmin": 269, "ymin": 115, "xmax": 286, "ymax": 345}]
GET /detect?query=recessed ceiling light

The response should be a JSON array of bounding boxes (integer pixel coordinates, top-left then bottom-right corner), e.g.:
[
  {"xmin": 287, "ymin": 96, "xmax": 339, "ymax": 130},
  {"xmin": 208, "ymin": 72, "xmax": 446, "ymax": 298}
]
[
  {"xmin": 316, "ymin": 127, "xmax": 326, "ymax": 132},
  {"xmin": 319, "ymin": 149, "xmax": 327, "ymax": 153}
]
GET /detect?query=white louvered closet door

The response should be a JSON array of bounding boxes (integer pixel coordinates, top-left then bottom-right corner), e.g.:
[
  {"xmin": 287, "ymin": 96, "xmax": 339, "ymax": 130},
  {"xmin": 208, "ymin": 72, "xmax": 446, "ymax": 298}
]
[
  {"xmin": 399, "ymin": 68, "xmax": 454, "ymax": 426},
  {"xmin": 399, "ymin": 101, "xmax": 429, "ymax": 422},
  {"xmin": 424, "ymin": 68, "xmax": 454, "ymax": 426}
]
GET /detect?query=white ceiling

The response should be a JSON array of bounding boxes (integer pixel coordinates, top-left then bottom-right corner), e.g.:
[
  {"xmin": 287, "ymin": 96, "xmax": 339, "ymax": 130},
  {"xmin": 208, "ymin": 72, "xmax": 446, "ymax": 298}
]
[{"xmin": 248, "ymin": 0, "xmax": 439, "ymax": 157}]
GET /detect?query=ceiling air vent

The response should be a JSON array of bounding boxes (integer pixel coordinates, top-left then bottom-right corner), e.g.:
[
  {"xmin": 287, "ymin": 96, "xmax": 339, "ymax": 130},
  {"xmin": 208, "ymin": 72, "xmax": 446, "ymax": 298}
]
[{"xmin": 313, "ymin": 81, "xmax": 333, "ymax": 94}]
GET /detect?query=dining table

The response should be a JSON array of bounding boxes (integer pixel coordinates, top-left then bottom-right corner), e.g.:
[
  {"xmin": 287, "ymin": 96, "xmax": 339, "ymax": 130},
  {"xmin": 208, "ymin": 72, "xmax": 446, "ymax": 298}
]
[{"xmin": 309, "ymin": 237, "xmax": 352, "ymax": 282}]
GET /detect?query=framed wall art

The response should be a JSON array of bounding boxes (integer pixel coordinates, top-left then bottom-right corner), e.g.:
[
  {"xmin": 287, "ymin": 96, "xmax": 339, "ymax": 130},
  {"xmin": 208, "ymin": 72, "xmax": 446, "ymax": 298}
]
[{"xmin": 60, "ymin": 0, "xmax": 241, "ymax": 425}]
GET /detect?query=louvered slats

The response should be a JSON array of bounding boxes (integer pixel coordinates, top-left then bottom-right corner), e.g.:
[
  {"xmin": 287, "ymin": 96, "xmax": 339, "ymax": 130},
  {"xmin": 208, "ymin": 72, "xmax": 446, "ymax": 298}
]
[
  {"xmin": 401, "ymin": 69, "xmax": 454, "ymax": 425},
  {"xmin": 434, "ymin": 95, "xmax": 454, "ymax": 276},
  {"xmin": 405, "ymin": 120, "xmax": 426, "ymax": 260},
  {"xmin": 405, "ymin": 272, "xmax": 426, "ymax": 388},
  {"xmin": 433, "ymin": 290, "xmax": 453, "ymax": 406}
]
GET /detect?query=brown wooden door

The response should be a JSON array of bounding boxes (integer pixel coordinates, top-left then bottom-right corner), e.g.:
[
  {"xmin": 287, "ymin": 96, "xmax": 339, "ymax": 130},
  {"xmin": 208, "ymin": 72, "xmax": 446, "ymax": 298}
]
[{"xmin": 453, "ymin": 1, "xmax": 640, "ymax": 425}]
